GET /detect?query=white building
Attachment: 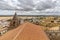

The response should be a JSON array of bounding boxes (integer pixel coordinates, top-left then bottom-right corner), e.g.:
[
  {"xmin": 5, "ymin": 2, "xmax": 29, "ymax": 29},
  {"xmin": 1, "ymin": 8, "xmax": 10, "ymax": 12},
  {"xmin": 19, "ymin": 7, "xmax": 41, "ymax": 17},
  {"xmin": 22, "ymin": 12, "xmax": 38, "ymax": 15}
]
[{"xmin": 0, "ymin": 20, "xmax": 10, "ymax": 35}]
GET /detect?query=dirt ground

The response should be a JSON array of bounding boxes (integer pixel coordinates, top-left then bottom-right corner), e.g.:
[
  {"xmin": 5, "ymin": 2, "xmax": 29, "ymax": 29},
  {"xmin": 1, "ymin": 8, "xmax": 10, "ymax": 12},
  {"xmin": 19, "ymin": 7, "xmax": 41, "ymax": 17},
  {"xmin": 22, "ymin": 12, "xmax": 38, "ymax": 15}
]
[{"xmin": 0, "ymin": 22, "xmax": 49, "ymax": 40}]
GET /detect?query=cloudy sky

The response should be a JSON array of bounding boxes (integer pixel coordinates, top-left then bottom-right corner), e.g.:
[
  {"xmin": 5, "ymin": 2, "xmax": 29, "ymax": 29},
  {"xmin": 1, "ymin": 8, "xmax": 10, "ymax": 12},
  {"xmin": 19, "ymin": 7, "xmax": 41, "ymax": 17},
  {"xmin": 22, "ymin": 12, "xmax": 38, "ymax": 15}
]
[{"xmin": 0, "ymin": 0, "xmax": 60, "ymax": 15}]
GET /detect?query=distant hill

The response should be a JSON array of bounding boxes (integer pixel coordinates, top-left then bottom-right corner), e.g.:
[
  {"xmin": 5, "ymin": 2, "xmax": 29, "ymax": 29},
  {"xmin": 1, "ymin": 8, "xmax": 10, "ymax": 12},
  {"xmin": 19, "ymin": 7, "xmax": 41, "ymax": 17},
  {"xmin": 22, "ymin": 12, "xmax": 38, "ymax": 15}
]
[{"xmin": 0, "ymin": 15, "xmax": 60, "ymax": 17}]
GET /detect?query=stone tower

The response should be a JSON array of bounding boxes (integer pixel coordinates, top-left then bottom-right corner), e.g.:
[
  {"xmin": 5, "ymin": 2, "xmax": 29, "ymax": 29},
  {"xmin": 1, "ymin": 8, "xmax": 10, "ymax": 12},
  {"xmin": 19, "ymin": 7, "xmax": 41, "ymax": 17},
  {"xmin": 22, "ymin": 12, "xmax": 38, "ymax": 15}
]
[{"xmin": 9, "ymin": 12, "xmax": 20, "ymax": 29}]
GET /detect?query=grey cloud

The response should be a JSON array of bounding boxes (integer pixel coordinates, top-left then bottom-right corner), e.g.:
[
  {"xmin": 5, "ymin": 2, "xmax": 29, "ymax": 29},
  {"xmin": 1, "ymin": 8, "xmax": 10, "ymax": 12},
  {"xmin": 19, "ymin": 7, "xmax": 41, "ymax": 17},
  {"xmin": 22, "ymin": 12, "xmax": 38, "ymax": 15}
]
[
  {"xmin": 0, "ymin": 0, "xmax": 58, "ymax": 11},
  {"xmin": 17, "ymin": 0, "xmax": 34, "ymax": 10},
  {"xmin": 0, "ymin": 1, "xmax": 17, "ymax": 10},
  {"xmin": 35, "ymin": 0, "xmax": 56, "ymax": 10},
  {"xmin": 18, "ymin": 0, "xmax": 34, "ymax": 6}
]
